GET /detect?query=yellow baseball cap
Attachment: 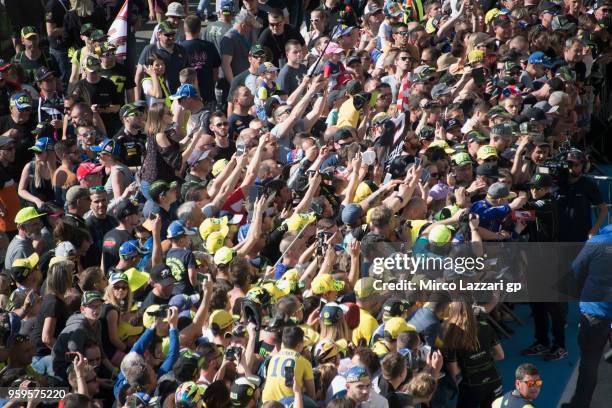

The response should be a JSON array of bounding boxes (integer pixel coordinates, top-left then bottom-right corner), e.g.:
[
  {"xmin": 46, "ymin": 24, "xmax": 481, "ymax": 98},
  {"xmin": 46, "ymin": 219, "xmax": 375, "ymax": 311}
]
[
  {"xmin": 262, "ymin": 281, "xmax": 290, "ymax": 302},
  {"xmin": 281, "ymin": 268, "xmax": 300, "ymax": 282},
  {"xmin": 206, "ymin": 231, "xmax": 226, "ymax": 254},
  {"xmin": 311, "ymin": 274, "xmax": 345, "ymax": 295},
  {"xmin": 143, "ymin": 304, "xmax": 167, "ymax": 329},
  {"xmin": 209, "ymin": 309, "xmax": 234, "ymax": 331},
  {"xmin": 125, "ymin": 268, "xmax": 150, "ymax": 292},
  {"xmin": 213, "ymin": 246, "xmax": 234, "ymax": 265},
  {"xmin": 384, "ymin": 317, "xmax": 416, "ymax": 340},
  {"xmin": 284, "ymin": 212, "xmax": 317, "ymax": 232},
  {"xmin": 12, "ymin": 253, "xmax": 39, "ymax": 270},
  {"xmin": 428, "ymin": 140, "xmax": 456, "ymax": 154},
  {"xmin": 199, "ymin": 217, "xmax": 230, "ymax": 241},
  {"xmin": 14, "ymin": 207, "xmax": 45, "ymax": 225},
  {"xmin": 118, "ymin": 321, "xmax": 144, "ymax": 341},
  {"xmin": 468, "ymin": 49, "xmax": 485, "ymax": 65},
  {"xmin": 354, "ymin": 277, "xmax": 377, "ymax": 299},
  {"xmin": 477, "ymin": 144, "xmax": 498, "ymax": 161},
  {"xmin": 212, "ymin": 159, "xmax": 228, "ymax": 177},
  {"xmin": 428, "ymin": 225, "xmax": 453, "ymax": 246},
  {"xmin": 484, "ymin": 8, "xmax": 501, "ymax": 25}
]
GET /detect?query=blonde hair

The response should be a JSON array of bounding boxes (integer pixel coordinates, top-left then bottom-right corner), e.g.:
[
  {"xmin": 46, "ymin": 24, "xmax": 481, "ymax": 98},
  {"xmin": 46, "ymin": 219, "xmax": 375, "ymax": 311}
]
[
  {"xmin": 405, "ymin": 372, "xmax": 437, "ymax": 399},
  {"xmin": 319, "ymin": 318, "xmax": 351, "ymax": 342},
  {"xmin": 33, "ymin": 152, "xmax": 56, "ymax": 189},
  {"xmin": 70, "ymin": 0, "xmax": 94, "ymax": 17},
  {"xmin": 104, "ymin": 279, "xmax": 133, "ymax": 313}
]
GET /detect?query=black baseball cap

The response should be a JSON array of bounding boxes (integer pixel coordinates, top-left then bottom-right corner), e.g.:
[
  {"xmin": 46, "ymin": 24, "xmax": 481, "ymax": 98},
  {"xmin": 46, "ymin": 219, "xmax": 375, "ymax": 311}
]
[
  {"xmin": 529, "ymin": 173, "xmax": 554, "ymax": 189},
  {"xmin": 476, "ymin": 162, "xmax": 500, "ymax": 177},
  {"xmin": 150, "ymin": 264, "xmax": 176, "ymax": 286}
]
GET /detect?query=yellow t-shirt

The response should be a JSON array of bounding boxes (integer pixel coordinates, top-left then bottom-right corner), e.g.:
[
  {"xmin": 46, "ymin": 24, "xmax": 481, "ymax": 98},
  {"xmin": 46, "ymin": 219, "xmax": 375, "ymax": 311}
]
[
  {"xmin": 336, "ymin": 97, "xmax": 360, "ymax": 129},
  {"xmin": 352, "ymin": 307, "xmax": 378, "ymax": 347},
  {"xmin": 261, "ymin": 348, "xmax": 314, "ymax": 403}
]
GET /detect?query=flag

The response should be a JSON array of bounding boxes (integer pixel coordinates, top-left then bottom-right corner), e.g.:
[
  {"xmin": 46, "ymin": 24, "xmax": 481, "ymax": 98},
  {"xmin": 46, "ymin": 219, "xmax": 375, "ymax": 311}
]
[{"xmin": 107, "ymin": 0, "xmax": 129, "ymax": 61}]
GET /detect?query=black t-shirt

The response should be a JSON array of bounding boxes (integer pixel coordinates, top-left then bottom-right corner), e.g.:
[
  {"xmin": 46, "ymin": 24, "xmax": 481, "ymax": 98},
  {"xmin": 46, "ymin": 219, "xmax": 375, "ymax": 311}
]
[
  {"xmin": 180, "ymin": 39, "xmax": 221, "ymax": 103},
  {"xmin": 228, "ymin": 113, "xmax": 253, "ymax": 139},
  {"xmin": 0, "ymin": 114, "xmax": 36, "ymax": 170},
  {"xmin": 45, "ymin": 0, "xmax": 69, "ymax": 50},
  {"xmin": 166, "ymin": 247, "xmax": 197, "ymax": 295},
  {"xmin": 113, "ymin": 127, "xmax": 146, "ymax": 168},
  {"xmin": 556, "ymin": 176, "xmax": 603, "ymax": 242},
  {"xmin": 62, "ymin": 8, "xmax": 109, "ymax": 50},
  {"xmin": 86, "ymin": 214, "xmax": 119, "ymax": 250},
  {"xmin": 277, "ymin": 63, "xmax": 307, "ymax": 95},
  {"xmin": 139, "ymin": 290, "xmax": 170, "ymax": 314},
  {"xmin": 100, "ymin": 62, "xmax": 136, "ymax": 99},
  {"xmin": 30, "ymin": 294, "xmax": 68, "ymax": 357},
  {"xmin": 257, "ymin": 24, "xmax": 305, "ymax": 67},
  {"xmin": 77, "ymin": 77, "xmax": 122, "ymax": 135},
  {"xmin": 102, "ymin": 228, "xmax": 133, "ymax": 273},
  {"xmin": 11, "ymin": 51, "xmax": 60, "ymax": 85},
  {"xmin": 443, "ymin": 319, "xmax": 501, "ymax": 388}
]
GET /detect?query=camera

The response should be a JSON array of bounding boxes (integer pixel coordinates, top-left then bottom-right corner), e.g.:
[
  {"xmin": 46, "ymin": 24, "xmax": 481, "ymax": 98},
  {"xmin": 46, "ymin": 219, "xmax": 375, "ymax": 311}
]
[
  {"xmin": 146, "ymin": 304, "xmax": 170, "ymax": 317},
  {"xmin": 225, "ymin": 346, "xmax": 242, "ymax": 361},
  {"xmin": 316, "ymin": 231, "xmax": 332, "ymax": 256}
]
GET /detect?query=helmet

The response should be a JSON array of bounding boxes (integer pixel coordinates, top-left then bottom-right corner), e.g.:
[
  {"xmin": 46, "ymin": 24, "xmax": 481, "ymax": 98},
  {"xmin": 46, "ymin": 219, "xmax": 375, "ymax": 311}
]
[
  {"xmin": 175, "ymin": 381, "xmax": 205, "ymax": 408},
  {"xmin": 566, "ymin": 148, "xmax": 587, "ymax": 163}
]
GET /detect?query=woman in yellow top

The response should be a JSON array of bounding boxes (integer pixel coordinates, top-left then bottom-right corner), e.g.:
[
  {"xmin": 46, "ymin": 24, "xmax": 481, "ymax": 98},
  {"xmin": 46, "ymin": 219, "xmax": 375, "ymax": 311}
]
[{"xmin": 141, "ymin": 52, "xmax": 172, "ymax": 107}]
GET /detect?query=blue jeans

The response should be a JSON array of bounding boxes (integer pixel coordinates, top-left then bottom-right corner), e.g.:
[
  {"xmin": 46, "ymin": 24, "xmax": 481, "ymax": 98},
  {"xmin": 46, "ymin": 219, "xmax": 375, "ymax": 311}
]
[
  {"xmin": 197, "ymin": 0, "xmax": 212, "ymax": 16},
  {"xmin": 140, "ymin": 180, "xmax": 152, "ymax": 202},
  {"xmin": 31, "ymin": 355, "xmax": 54, "ymax": 376}
]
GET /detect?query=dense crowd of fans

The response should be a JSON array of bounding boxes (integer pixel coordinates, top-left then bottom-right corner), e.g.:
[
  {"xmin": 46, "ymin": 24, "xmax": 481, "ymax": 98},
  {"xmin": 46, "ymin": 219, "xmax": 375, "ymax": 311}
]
[{"xmin": 0, "ymin": 0, "xmax": 612, "ymax": 407}]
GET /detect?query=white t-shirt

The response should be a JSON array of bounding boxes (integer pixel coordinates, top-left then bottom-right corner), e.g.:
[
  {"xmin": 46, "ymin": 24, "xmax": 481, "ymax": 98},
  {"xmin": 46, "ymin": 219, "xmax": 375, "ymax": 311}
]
[{"xmin": 142, "ymin": 78, "xmax": 166, "ymax": 106}]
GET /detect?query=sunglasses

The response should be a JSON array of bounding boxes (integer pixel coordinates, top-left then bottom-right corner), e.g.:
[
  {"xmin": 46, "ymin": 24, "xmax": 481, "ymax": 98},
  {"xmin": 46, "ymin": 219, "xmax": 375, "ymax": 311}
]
[
  {"xmin": 484, "ymin": 157, "xmax": 498, "ymax": 163},
  {"xmin": 12, "ymin": 334, "xmax": 30, "ymax": 344},
  {"xmin": 522, "ymin": 379, "xmax": 543, "ymax": 387},
  {"xmin": 113, "ymin": 284, "xmax": 128, "ymax": 291},
  {"xmin": 269, "ymin": 22, "xmax": 283, "ymax": 27},
  {"xmin": 396, "ymin": 31, "xmax": 409, "ymax": 36},
  {"xmin": 162, "ymin": 32, "xmax": 176, "ymax": 38},
  {"xmin": 399, "ymin": 56, "xmax": 411, "ymax": 61},
  {"xmin": 278, "ymin": 108, "xmax": 292, "ymax": 116},
  {"xmin": 214, "ymin": 121, "xmax": 229, "ymax": 127}
]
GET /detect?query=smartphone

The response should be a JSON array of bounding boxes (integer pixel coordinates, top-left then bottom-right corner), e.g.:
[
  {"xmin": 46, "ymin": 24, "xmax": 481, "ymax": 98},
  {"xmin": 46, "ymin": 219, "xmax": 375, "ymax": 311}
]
[
  {"xmin": 284, "ymin": 365, "xmax": 295, "ymax": 387},
  {"xmin": 236, "ymin": 143, "xmax": 246, "ymax": 156},
  {"xmin": 362, "ymin": 150, "xmax": 376, "ymax": 166},
  {"xmin": 511, "ymin": 210, "xmax": 536, "ymax": 221},
  {"xmin": 414, "ymin": 156, "xmax": 421, "ymax": 167},
  {"xmin": 368, "ymin": 90, "xmax": 380, "ymax": 108},
  {"xmin": 472, "ymin": 67, "xmax": 485, "ymax": 86},
  {"xmin": 420, "ymin": 168, "xmax": 430, "ymax": 183},
  {"xmin": 383, "ymin": 172, "xmax": 393, "ymax": 184}
]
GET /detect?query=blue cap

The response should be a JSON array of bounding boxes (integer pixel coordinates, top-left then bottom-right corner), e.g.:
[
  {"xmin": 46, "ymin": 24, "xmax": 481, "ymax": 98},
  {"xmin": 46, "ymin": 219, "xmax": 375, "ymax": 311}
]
[
  {"xmin": 220, "ymin": 0, "xmax": 234, "ymax": 14},
  {"xmin": 337, "ymin": 24, "xmax": 356, "ymax": 37},
  {"xmin": 170, "ymin": 84, "xmax": 199, "ymax": 100},
  {"xmin": 91, "ymin": 139, "xmax": 121, "ymax": 156},
  {"xmin": 345, "ymin": 366, "xmax": 369, "ymax": 383},
  {"xmin": 528, "ymin": 51, "xmax": 552, "ymax": 67},
  {"xmin": 10, "ymin": 92, "xmax": 32, "ymax": 111},
  {"xmin": 169, "ymin": 293, "xmax": 200, "ymax": 311},
  {"xmin": 237, "ymin": 223, "xmax": 250, "ymax": 242},
  {"xmin": 167, "ymin": 220, "xmax": 197, "ymax": 239},
  {"xmin": 28, "ymin": 137, "xmax": 54, "ymax": 153},
  {"xmin": 321, "ymin": 302, "xmax": 344, "ymax": 326},
  {"xmin": 119, "ymin": 240, "xmax": 150, "ymax": 259},
  {"xmin": 132, "ymin": 393, "xmax": 151, "ymax": 405},
  {"xmin": 341, "ymin": 204, "xmax": 363, "ymax": 226}
]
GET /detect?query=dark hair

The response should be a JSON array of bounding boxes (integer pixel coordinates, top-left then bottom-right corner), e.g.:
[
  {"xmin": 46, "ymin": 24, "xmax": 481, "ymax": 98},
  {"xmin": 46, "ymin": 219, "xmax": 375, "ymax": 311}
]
[
  {"xmin": 146, "ymin": 51, "xmax": 164, "ymax": 66},
  {"xmin": 268, "ymin": 8, "xmax": 283, "ymax": 19},
  {"xmin": 285, "ymin": 39, "xmax": 301, "ymax": 52},
  {"xmin": 202, "ymin": 381, "xmax": 230, "ymax": 408},
  {"xmin": 282, "ymin": 326, "xmax": 304, "ymax": 349},
  {"xmin": 397, "ymin": 330, "xmax": 420, "ymax": 349},
  {"xmin": 61, "ymin": 393, "xmax": 92, "ymax": 408},
  {"xmin": 354, "ymin": 347, "xmax": 381, "ymax": 376},
  {"xmin": 210, "ymin": 287, "xmax": 229, "ymax": 311},
  {"xmin": 55, "ymin": 139, "xmax": 77, "ymax": 157},
  {"xmin": 228, "ymin": 257, "xmax": 249, "ymax": 288},
  {"xmin": 381, "ymin": 352, "xmax": 406, "ymax": 380},
  {"xmin": 184, "ymin": 15, "xmax": 201, "ymax": 34}
]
